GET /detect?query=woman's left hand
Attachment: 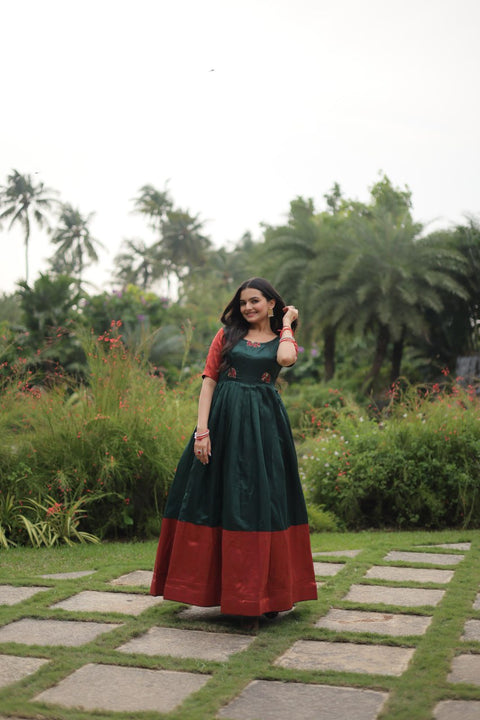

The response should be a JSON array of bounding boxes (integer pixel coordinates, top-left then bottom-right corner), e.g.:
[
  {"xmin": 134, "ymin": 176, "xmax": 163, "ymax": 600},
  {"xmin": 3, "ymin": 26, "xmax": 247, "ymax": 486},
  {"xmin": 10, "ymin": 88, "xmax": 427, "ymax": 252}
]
[{"xmin": 282, "ymin": 305, "xmax": 299, "ymax": 325}]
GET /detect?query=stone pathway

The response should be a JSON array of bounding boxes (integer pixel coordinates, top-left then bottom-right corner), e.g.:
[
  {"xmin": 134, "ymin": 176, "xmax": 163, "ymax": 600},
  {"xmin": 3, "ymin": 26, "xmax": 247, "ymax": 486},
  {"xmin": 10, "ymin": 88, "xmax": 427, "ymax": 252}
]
[{"xmin": 0, "ymin": 538, "xmax": 478, "ymax": 719}]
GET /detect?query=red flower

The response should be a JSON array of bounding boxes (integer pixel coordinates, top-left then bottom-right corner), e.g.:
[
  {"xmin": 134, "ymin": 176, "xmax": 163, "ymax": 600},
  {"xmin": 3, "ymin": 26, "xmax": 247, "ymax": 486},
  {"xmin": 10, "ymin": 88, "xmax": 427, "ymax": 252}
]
[
  {"xmin": 261, "ymin": 372, "xmax": 271, "ymax": 383},
  {"xmin": 46, "ymin": 502, "xmax": 63, "ymax": 517},
  {"xmin": 228, "ymin": 367, "xmax": 237, "ymax": 378}
]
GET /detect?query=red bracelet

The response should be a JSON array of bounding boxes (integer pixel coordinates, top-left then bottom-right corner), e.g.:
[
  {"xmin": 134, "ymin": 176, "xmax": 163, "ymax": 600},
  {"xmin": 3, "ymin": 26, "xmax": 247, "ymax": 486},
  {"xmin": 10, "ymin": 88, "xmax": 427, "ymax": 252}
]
[
  {"xmin": 194, "ymin": 429, "xmax": 210, "ymax": 440},
  {"xmin": 279, "ymin": 337, "xmax": 298, "ymax": 352},
  {"xmin": 280, "ymin": 326, "xmax": 294, "ymax": 337}
]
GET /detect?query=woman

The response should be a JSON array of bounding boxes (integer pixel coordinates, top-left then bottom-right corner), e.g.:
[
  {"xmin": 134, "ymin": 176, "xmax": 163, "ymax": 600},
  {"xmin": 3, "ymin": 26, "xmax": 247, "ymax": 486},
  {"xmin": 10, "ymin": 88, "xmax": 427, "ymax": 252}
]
[{"xmin": 150, "ymin": 278, "xmax": 317, "ymax": 623}]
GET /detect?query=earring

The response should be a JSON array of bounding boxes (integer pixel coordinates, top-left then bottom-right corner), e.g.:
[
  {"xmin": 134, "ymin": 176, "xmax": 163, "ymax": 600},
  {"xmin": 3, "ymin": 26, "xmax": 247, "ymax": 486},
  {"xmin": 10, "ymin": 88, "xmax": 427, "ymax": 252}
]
[{"xmin": 267, "ymin": 307, "xmax": 274, "ymax": 318}]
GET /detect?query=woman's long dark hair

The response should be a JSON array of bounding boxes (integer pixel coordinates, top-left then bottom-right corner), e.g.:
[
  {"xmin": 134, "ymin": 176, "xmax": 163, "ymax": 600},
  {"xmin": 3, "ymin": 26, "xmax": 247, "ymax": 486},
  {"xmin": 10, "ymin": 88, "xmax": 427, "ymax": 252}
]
[{"xmin": 219, "ymin": 277, "xmax": 297, "ymax": 372}]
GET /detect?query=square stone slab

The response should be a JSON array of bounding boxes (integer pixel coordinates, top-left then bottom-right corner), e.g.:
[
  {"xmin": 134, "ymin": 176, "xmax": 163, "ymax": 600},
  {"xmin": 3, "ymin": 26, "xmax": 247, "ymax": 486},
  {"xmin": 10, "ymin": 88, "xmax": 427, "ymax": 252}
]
[
  {"xmin": 0, "ymin": 618, "xmax": 122, "ymax": 647},
  {"xmin": 275, "ymin": 640, "xmax": 414, "ymax": 676},
  {"xmin": 448, "ymin": 654, "xmax": 480, "ymax": 686},
  {"xmin": 313, "ymin": 562, "xmax": 345, "ymax": 576},
  {"xmin": 109, "ymin": 570, "xmax": 153, "ymax": 586},
  {"xmin": 418, "ymin": 543, "xmax": 471, "ymax": 551},
  {"xmin": 473, "ymin": 593, "xmax": 480, "ymax": 611},
  {"xmin": 0, "ymin": 653, "xmax": 48, "ymax": 689},
  {"xmin": 313, "ymin": 550, "xmax": 361, "ymax": 558},
  {"xmin": 365, "ymin": 566, "xmax": 454, "ymax": 584},
  {"xmin": 0, "ymin": 585, "xmax": 50, "ymax": 606},
  {"xmin": 434, "ymin": 700, "xmax": 480, "ymax": 719},
  {"xmin": 462, "ymin": 619, "xmax": 480, "ymax": 641},
  {"xmin": 118, "ymin": 626, "xmax": 254, "ymax": 661},
  {"xmin": 217, "ymin": 680, "xmax": 388, "ymax": 720},
  {"xmin": 39, "ymin": 570, "xmax": 96, "ymax": 580},
  {"xmin": 315, "ymin": 608, "xmax": 432, "ymax": 636},
  {"xmin": 34, "ymin": 663, "xmax": 211, "ymax": 713},
  {"xmin": 384, "ymin": 551, "xmax": 464, "ymax": 565},
  {"xmin": 51, "ymin": 590, "xmax": 163, "ymax": 615},
  {"xmin": 344, "ymin": 584, "xmax": 445, "ymax": 607}
]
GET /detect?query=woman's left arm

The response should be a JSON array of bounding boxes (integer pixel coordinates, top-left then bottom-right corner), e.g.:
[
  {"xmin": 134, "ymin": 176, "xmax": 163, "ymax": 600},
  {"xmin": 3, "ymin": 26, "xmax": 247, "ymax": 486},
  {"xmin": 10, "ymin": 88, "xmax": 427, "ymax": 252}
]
[{"xmin": 277, "ymin": 305, "xmax": 299, "ymax": 367}]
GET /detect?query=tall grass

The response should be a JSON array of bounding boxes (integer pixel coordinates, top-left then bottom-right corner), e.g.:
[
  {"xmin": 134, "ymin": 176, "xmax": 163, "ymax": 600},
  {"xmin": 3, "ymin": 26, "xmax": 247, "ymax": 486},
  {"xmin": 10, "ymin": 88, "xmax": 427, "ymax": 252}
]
[{"xmin": 0, "ymin": 323, "xmax": 198, "ymax": 544}]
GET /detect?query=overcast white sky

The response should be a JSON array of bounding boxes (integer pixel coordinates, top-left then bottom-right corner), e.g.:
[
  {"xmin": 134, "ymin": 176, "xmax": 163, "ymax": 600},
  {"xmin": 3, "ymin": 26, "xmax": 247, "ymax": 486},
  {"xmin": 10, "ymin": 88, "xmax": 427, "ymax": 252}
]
[{"xmin": 1, "ymin": 0, "xmax": 479, "ymax": 294}]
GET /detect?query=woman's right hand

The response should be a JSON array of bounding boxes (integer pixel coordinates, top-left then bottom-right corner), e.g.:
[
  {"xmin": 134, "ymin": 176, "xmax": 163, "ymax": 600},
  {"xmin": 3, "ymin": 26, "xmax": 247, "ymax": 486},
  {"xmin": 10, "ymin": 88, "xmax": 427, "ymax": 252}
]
[{"xmin": 194, "ymin": 435, "xmax": 211, "ymax": 465}]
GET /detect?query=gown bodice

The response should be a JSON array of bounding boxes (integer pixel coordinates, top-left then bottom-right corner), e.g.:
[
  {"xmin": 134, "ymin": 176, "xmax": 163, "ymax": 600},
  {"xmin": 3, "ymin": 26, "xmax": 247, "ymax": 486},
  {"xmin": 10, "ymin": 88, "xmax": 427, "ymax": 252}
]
[{"xmin": 218, "ymin": 337, "xmax": 281, "ymax": 386}]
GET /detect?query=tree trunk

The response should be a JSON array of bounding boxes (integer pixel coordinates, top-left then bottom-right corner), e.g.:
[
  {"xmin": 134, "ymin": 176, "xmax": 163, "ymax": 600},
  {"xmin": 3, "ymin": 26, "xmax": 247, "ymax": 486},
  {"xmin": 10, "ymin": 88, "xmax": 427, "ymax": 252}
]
[
  {"xmin": 25, "ymin": 232, "xmax": 30, "ymax": 286},
  {"xmin": 390, "ymin": 328, "xmax": 406, "ymax": 384},
  {"xmin": 323, "ymin": 326, "xmax": 336, "ymax": 381},
  {"xmin": 365, "ymin": 324, "xmax": 390, "ymax": 394}
]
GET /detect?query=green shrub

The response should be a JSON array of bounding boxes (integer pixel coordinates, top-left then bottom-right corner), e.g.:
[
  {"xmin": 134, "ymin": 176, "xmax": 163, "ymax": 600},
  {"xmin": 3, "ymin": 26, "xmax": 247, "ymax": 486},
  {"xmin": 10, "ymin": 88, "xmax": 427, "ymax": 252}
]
[
  {"xmin": 0, "ymin": 323, "xmax": 199, "ymax": 544},
  {"xmin": 281, "ymin": 383, "xmax": 361, "ymax": 440},
  {"xmin": 300, "ymin": 380, "xmax": 480, "ymax": 529},
  {"xmin": 306, "ymin": 502, "xmax": 342, "ymax": 532}
]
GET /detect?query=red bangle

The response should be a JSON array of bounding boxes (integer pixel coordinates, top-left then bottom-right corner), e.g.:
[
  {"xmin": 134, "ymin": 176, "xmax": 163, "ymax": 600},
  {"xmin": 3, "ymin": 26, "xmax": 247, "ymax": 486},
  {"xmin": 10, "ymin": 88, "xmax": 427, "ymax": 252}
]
[
  {"xmin": 194, "ymin": 429, "xmax": 210, "ymax": 440},
  {"xmin": 279, "ymin": 337, "xmax": 298, "ymax": 352},
  {"xmin": 280, "ymin": 326, "xmax": 294, "ymax": 337}
]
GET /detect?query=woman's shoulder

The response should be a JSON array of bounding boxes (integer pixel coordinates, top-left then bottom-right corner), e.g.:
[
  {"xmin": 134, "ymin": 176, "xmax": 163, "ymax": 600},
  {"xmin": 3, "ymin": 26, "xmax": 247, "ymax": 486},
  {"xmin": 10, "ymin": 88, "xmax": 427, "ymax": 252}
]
[{"xmin": 212, "ymin": 327, "xmax": 225, "ymax": 344}]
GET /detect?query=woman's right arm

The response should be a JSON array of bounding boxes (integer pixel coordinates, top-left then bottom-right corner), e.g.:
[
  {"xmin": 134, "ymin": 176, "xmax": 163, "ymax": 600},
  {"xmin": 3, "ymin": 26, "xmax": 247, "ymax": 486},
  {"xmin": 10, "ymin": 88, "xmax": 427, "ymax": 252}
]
[
  {"xmin": 194, "ymin": 328, "xmax": 224, "ymax": 464},
  {"xmin": 194, "ymin": 377, "xmax": 217, "ymax": 463}
]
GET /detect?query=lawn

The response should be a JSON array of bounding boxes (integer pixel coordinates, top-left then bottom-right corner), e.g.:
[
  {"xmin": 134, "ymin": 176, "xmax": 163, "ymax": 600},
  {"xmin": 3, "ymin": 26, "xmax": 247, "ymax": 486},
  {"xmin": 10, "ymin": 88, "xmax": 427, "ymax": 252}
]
[{"xmin": 0, "ymin": 529, "xmax": 479, "ymax": 719}]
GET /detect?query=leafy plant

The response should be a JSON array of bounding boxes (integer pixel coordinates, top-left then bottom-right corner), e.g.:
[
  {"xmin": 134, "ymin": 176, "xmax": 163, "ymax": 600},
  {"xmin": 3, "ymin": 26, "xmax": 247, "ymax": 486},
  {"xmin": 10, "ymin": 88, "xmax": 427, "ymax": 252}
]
[
  {"xmin": 18, "ymin": 494, "xmax": 100, "ymax": 547},
  {"xmin": 0, "ymin": 492, "xmax": 21, "ymax": 548}
]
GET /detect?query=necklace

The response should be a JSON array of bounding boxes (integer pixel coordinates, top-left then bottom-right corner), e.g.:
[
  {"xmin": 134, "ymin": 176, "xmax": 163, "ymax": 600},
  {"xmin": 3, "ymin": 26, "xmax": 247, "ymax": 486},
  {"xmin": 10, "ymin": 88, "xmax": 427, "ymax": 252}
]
[{"xmin": 245, "ymin": 332, "xmax": 276, "ymax": 343}]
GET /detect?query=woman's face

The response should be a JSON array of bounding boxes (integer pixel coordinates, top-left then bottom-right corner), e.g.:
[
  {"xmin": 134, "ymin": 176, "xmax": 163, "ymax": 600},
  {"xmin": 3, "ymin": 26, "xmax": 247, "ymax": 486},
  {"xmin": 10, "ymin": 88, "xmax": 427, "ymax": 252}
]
[{"xmin": 239, "ymin": 287, "xmax": 274, "ymax": 324}]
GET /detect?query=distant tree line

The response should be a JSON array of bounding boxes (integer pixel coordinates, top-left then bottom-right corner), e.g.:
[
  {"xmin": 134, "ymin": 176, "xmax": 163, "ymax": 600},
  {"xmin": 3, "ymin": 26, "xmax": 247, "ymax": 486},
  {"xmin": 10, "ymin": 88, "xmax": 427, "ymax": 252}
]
[{"xmin": 0, "ymin": 169, "xmax": 479, "ymax": 396}]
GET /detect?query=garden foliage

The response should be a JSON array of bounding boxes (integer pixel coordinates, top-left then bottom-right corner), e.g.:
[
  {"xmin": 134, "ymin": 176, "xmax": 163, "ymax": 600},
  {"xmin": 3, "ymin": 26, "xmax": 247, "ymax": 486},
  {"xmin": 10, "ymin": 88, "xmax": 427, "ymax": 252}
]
[
  {"xmin": 0, "ymin": 322, "xmax": 197, "ymax": 546},
  {"xmin": 1, "ymin": 317, "xmax": 480, "ymax": 546},
  {"xmin": 298, "ymin": 378, "xmax": 480, "ymax": 529}
]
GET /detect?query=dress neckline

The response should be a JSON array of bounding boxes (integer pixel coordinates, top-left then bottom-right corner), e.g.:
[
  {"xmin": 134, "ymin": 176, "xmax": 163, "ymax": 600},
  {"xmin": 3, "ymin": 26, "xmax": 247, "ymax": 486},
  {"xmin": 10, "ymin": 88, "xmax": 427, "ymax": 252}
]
[{"xmin": 243, "ymin": 336, "xmax": 279, "ymax": 345}]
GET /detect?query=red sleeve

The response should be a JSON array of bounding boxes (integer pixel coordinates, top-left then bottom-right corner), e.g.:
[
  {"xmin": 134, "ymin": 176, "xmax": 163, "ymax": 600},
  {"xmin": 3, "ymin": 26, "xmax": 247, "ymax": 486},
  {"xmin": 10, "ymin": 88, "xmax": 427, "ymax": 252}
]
[{"xmin": 202, "ymin": 328, "xmax": 225, "ymax": 382}]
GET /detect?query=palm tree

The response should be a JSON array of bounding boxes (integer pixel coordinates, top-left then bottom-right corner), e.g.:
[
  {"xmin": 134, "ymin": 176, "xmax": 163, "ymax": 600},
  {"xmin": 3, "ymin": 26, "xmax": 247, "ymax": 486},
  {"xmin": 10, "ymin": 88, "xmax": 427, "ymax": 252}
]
[
  {"xmin": 0, "ymin": 170, "xmax": 57, "ymax": 283},
  {"xmin": 160, "ymin": 209, "xmax": 211, "ymax": 280},
  {"xmin": 324, "ymin": 207, "xmax": 468, "ymax": 390},
  {"xmin": 419, "ymin": 217, "xmax": 480, "ymax": 368},
  {"xmin": 132, "ymin": 184, "xmax": 211, "ymax": 293},
  {"xmin": 132, "ymin": 184, "xmax": 172, "ymax": 232},
  {"xmin": 49, "ymin": 204, "xmax": 104, "ymax": 285},
  {"xmin": 258, "ymin": 196, "xmax": 346, "ymax": 380},
  {"xmin": 114, "ymin": 238, "xmax": 165, "ymax": 290}
]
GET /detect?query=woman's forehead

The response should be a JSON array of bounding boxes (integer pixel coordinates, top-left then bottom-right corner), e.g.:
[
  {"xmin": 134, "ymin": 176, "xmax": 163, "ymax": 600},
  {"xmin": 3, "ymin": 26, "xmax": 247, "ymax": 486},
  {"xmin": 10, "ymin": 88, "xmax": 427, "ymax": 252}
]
[{"xmin": 240, "ymin": 288, "xmax": 264, "ymax": 301}]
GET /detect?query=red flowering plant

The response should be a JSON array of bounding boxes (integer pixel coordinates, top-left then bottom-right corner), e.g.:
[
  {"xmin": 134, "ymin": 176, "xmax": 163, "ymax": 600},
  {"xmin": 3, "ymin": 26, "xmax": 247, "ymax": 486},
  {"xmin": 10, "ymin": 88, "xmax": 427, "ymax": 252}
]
[
  {"xmin": 0, "ymin": 320, "xmax": 197, "ymax": 541},
  {"xmin": 19, "ymin": 493, "xmax": 101, "ymax": 547}
]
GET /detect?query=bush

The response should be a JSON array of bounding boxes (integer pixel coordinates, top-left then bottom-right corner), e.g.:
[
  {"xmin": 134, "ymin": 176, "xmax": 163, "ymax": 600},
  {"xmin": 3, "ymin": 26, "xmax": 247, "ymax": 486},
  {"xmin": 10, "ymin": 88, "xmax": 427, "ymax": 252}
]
[
  {"xmin": 0, "ymin": 323, "xmax": 198, "ymax": 544},
  {"xmin": 300, "ymin": 380, "xmax": 480, "ymax": 529},
  {"xmin": 306, "ymin": 503, "xmax": 342, "ymax": 532},
  {"xmin": 281, "ymin": 383, "xmax": 361, "ymax": 440}
]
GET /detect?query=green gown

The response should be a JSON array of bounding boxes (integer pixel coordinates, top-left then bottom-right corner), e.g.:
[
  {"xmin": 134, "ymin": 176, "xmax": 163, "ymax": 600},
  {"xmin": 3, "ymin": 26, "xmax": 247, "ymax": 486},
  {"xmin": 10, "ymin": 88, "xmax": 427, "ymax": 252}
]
[{"xmin": 150, "ymin": 334, "xmax": 317, "ymax": 616}]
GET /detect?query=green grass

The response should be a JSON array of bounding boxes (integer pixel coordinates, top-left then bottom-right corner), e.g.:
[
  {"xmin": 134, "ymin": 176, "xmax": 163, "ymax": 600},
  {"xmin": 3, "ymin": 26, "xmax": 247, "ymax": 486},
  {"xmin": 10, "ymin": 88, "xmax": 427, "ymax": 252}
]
[{"xmin": 0, "ymin": 530, "xmax": 479, "ymax": 719}]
